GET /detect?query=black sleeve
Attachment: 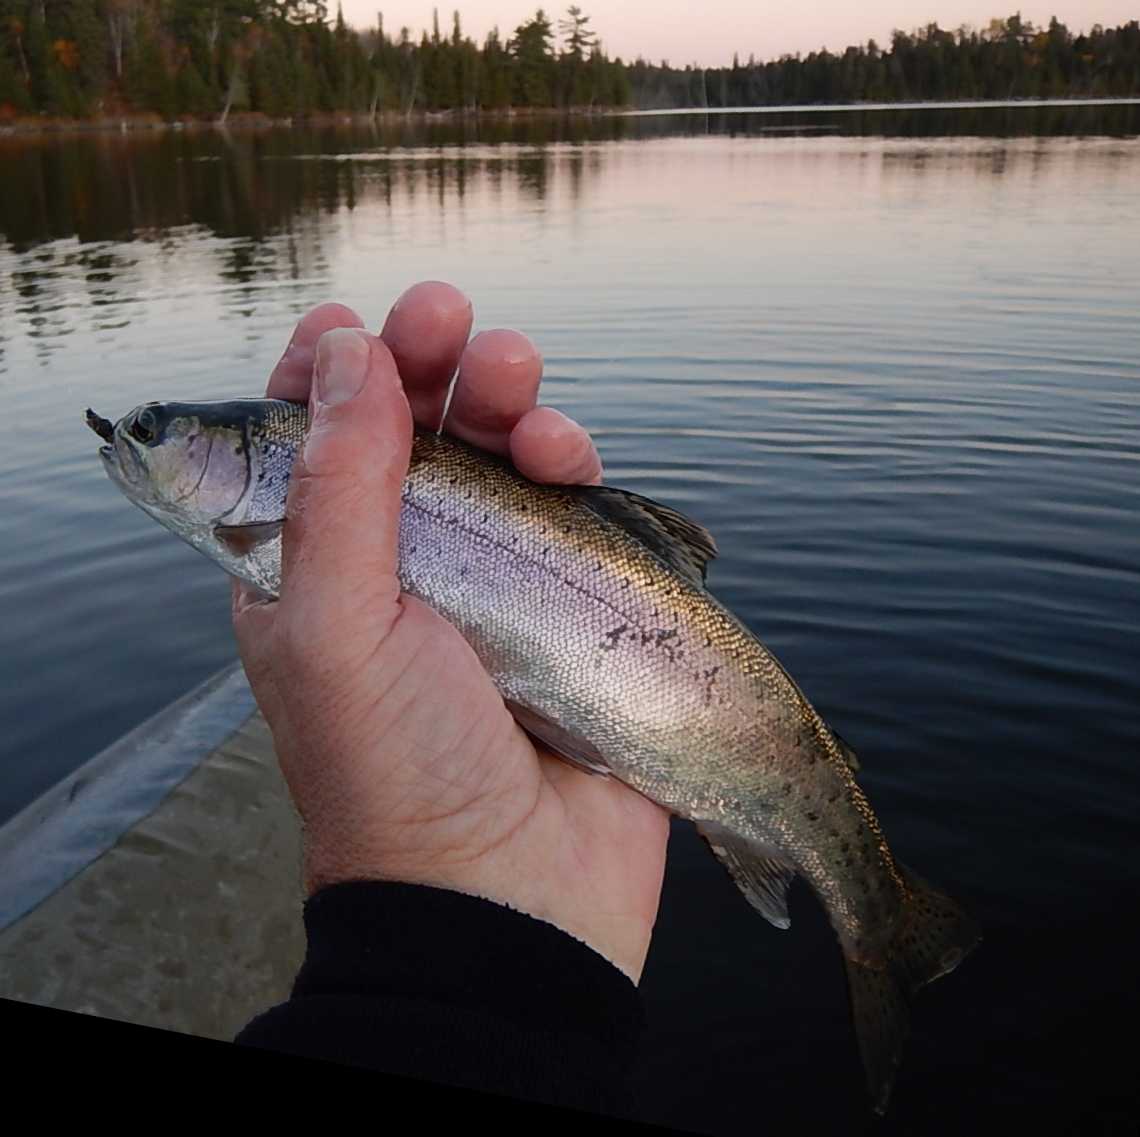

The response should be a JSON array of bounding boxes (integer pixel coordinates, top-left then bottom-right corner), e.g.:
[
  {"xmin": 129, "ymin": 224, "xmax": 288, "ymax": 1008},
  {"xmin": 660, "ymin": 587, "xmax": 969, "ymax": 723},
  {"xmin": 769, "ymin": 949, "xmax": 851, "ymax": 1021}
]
[{"xmin": 234, "ymin": 880, "xmax": 647, "ymax": 1115}]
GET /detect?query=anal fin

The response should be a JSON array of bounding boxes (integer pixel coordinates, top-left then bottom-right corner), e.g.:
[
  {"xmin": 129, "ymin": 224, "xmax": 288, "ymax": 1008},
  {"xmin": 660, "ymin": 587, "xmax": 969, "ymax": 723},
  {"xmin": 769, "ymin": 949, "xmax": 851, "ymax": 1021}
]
[
  {"xmin": 504, "ymin": 700, "xmax": 612, "ymax": 778},
  {"xmin": 696, "ymin": 821, "xmax": 796, "ymax": 930}
]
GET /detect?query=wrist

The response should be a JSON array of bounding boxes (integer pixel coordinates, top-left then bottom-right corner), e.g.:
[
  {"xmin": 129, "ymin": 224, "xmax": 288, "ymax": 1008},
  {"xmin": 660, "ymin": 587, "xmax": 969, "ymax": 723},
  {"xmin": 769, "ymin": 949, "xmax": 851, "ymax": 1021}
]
[{"xmin": 301, "ymin": 846, "xmax": 652, "ymax": 984}]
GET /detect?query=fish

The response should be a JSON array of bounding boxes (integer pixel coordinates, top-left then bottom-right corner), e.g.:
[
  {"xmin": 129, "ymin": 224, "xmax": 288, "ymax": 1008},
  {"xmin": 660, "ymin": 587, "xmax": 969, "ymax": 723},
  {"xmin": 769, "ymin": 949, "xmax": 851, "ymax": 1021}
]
[{"xmin": 87, "ymin": 397, "xmax": 980, "ymax": 1113}]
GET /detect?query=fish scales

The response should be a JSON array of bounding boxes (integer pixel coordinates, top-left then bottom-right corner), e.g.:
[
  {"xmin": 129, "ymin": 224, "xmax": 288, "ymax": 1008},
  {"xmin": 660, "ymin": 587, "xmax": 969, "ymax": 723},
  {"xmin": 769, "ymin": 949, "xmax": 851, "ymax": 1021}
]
[
  {"xmin": 88, "ymin": 396, "xmax": 981, "ymax": 1115},
  {"xmin": 403, "ymin": 429, "xmax": 898, "ymax": 943}
]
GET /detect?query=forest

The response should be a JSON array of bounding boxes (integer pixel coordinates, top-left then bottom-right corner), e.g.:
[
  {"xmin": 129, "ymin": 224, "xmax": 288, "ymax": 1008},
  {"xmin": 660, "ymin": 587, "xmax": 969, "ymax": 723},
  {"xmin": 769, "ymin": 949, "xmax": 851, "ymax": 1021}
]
[{"xmin": 0, "ymin": 3, "xmax": 1137, "ymax": 123}]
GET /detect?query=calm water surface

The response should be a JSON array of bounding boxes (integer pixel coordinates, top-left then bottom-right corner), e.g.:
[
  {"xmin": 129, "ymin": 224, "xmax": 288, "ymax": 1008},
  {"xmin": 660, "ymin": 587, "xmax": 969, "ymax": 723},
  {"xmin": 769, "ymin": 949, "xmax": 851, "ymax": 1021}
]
[{"xmin": 1, "ymin": 106, "xmax": 1138, "ymax": 1133}]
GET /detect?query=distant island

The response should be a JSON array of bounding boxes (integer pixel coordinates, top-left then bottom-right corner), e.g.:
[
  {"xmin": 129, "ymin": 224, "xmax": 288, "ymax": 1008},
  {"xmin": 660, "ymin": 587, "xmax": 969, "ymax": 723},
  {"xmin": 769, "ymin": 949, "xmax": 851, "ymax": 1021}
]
[{"xmin": 0, "ymin": 4, "xmax": 1137, "ymax": 129}]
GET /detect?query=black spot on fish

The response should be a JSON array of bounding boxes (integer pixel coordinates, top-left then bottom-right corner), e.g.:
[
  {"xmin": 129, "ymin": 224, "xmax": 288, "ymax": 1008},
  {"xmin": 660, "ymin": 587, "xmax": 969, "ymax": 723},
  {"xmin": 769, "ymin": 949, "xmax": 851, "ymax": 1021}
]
[{"xmin": 602, "ymin": 625, "xmax": 628, "ymax": 650}]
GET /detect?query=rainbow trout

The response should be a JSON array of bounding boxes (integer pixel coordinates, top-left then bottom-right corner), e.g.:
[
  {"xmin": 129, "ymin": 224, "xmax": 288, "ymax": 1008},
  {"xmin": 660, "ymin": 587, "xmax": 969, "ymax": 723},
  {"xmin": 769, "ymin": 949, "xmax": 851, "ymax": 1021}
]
[{"xmin": 86, "ymin": 399, "xmax": 979, "ymax": 1112}]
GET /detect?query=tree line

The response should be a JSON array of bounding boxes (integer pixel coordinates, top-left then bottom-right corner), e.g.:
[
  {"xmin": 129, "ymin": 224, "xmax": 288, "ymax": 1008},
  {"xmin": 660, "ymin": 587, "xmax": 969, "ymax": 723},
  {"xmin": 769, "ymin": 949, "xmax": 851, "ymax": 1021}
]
[
  {"xmin": 630, "ymin": 16, "xmax": 1140, "ymax": 108},
  {"xmin": 0, "ymin": 2, "xmax": 629, "ymax": 119},
  {"xmin": 0, "ymin": 5, "xmax": 1136, "ymax": 123}
]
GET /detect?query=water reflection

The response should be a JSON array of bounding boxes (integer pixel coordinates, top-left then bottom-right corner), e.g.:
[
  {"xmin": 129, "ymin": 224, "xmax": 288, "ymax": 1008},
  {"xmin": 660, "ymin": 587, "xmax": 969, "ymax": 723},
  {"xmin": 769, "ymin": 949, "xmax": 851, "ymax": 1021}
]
[
  {"xmin": 0, "ymin": 126, "xmax": 599, "ymax": 255},
  {"xmin": 3, "ymin": 101, "xmax": 1135, "ymax": 256}
]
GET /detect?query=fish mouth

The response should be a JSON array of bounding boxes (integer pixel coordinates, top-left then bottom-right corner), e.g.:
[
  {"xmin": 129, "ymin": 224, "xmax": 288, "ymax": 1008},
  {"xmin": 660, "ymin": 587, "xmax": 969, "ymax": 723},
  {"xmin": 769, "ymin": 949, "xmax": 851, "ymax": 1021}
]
[
  {"xmin": 87, "ymin": 409, "xmax": 123, "ymax": 467},
  {"xmin": 87, "ymin": 408, "xmax": 141, "ymax": 489},
  {"xmin": 86, "ymin": 408, "xmax": 116, "ymax": 445}
]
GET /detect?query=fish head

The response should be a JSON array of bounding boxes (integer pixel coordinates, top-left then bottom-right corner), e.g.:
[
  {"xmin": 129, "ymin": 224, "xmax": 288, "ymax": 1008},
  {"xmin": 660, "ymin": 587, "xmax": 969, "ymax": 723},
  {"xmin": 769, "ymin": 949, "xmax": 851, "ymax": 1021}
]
[
  {"xmin": 93, "ymin": 401, "xmax": 253, "ymax": 527},
  {"xmin": 88, "ymin": 399, "xmax": 305, "ymax": 596}
]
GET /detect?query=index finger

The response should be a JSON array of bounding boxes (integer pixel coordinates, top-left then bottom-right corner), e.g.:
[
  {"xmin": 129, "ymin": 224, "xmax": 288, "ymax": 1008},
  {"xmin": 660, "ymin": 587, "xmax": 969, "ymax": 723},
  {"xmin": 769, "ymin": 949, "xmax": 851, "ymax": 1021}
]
[{"xmin": 267, "ymin": 303, "xmax": 366, "ymax": 400}]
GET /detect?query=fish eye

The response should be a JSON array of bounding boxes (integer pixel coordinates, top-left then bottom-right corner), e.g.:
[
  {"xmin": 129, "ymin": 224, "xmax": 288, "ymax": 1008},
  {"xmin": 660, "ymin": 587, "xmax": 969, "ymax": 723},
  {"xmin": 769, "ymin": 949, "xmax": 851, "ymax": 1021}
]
[{"xmin": 129, "ymin": 409, "xmax": 158, "ymax": 445}]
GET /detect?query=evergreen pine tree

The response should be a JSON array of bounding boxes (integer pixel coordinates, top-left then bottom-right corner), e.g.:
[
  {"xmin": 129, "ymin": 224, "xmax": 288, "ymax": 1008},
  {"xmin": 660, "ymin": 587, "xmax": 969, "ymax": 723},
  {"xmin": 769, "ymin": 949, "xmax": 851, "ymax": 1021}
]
[{"xmin": 510, "ymin": 9, "xmax": 554, "ymax": 106}]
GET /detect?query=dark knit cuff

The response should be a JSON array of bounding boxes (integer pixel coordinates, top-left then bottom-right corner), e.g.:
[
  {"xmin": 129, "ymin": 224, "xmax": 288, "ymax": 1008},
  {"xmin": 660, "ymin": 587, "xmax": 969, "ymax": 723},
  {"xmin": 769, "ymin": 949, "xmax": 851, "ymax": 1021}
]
[{"xmin": 235, "ymin": 880, "xmax": 646, "ymax": 1113}]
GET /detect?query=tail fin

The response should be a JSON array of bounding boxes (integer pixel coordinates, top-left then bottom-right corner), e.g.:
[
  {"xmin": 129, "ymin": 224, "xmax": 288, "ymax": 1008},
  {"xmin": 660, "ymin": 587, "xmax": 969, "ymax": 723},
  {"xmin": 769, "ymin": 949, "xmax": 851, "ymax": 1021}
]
[{"xmin": 844, "ymin": 865, "xmax": 981, "ymax": 1115}]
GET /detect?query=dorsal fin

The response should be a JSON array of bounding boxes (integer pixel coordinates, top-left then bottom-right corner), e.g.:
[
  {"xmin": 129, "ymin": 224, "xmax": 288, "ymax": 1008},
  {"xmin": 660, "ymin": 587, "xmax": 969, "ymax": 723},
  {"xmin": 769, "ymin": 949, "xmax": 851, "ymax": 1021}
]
[{"xmin": 568, "ymin": 484, "xmax": 718, "ymax": 587}]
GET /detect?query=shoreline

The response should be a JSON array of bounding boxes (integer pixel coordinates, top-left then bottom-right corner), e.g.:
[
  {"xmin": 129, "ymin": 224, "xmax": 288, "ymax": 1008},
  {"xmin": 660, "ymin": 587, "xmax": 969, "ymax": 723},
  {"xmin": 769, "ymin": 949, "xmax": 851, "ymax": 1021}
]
[
  {"xmin": 1, "ymin": 96, "xmax": 1135, "ymax": 138},
  {"xmin": 0, "ymin": 106, "xmax": 625, "ymax": 138}
]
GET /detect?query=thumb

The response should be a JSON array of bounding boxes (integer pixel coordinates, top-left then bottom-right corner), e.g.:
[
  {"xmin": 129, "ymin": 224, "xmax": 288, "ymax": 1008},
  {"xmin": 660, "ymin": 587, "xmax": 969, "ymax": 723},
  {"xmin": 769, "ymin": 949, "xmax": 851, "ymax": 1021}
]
[{"xmin": 279, "ymin": 326, "xmax": 413, "ymax": 630}]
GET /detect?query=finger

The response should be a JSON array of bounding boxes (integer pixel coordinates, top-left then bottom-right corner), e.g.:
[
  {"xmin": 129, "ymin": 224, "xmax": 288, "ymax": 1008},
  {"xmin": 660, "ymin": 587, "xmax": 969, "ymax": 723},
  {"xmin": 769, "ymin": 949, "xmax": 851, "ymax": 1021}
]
[
  {"xmin": 443, "ymin": 329, "xmax": 544, "ymax": 455},
  {"xmin": 267, "ymin": 303, "xmax": 365, "ymax": 401},
  {"xmin": 380, "ymin": 281, "xmax": 473, "ymax": 429},
  {"xmin": 279, "ymin": 328, "xmax": 412, "ymax": 630},
  {"xmin": 510, "ymin": 407, "xmax": 604, "ymax": 486}
]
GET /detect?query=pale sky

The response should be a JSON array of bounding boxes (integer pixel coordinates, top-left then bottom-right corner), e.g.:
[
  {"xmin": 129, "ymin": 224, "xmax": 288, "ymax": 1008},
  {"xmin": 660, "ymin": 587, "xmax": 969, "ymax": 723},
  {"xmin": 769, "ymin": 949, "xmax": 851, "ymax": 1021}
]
[{"xmin": 339, "ymin": 1, "xmax": 1135, "ymax": 66}]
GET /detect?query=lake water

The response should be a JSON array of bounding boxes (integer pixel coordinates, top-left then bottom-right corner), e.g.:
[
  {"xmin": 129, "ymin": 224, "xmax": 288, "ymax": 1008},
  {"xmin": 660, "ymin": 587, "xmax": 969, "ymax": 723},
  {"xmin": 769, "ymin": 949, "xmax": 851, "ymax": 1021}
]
[{"xmin": 1, "ymin": 104, "xmax": 1138, "ymax": 1133}]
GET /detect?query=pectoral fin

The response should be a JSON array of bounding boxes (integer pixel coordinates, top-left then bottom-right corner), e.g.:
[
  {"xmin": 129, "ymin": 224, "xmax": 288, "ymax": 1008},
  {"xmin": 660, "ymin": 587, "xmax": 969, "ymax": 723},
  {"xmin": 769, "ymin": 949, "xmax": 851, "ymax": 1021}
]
[
  {"xmin": 504, "ymin": 700, "xmax": 612, "ymax": 778},
  {"xmin": 214, "ymin": 520, "xmax": 284, "ymax": 556},
  {"xmin": 696, "ymin": 820, "xmax": 796, "ymax": 930}
]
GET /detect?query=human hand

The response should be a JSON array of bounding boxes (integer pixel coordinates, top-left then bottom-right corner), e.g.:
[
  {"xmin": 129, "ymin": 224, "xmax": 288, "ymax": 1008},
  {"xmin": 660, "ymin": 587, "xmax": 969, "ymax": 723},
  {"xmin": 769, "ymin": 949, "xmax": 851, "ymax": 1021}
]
[{"xmin": 232, "ymin": 283, "xmax": 670, "ymax": 983}]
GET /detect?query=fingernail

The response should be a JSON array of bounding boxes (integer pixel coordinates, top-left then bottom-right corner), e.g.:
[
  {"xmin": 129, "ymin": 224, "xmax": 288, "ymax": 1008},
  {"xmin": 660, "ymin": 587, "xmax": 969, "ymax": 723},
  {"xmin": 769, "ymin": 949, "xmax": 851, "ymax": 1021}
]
[{"xmin": 314, "ymin": 328, "xmax": 370, "ymax": 407}]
